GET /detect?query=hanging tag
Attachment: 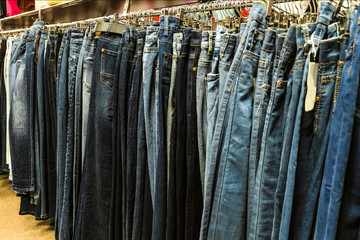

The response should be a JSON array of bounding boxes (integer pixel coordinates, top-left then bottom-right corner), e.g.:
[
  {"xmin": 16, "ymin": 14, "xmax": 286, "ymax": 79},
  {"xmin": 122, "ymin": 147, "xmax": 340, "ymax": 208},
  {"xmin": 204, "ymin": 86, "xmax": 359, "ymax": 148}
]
[{"xmin": 304, "ymin": 52, "xmax": 319, "ymax": 112}]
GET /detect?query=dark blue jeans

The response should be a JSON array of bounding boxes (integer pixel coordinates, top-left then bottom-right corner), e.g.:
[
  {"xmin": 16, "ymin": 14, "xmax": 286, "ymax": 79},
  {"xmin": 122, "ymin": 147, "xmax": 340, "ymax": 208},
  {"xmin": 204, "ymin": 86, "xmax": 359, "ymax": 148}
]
[
  {"xmin": 0, "ymin": 39, "xmax": 7, "ymax": 173},
  {"xmin": 75, "ymin": 28, "xmax": 123, "ymax": 240}
]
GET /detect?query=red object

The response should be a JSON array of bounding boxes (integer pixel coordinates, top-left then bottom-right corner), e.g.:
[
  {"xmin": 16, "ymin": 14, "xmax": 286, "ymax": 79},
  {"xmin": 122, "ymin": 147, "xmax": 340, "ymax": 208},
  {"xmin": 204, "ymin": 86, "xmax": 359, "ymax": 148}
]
[
  {"xmin": 154, "ymin": 16, "xmax": 160, "ymax": 22},
  {"xmin": 6, "ymin": 0, "xmax": 22, "ymax": 17}
]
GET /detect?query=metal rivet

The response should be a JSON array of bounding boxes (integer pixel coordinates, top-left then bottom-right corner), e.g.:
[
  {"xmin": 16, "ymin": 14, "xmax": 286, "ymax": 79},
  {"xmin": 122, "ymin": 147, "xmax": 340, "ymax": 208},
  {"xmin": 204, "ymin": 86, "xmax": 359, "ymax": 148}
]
[
  {"xmin": 276, "ymin": 81, "xmax": 282, "ymax": 86},
  {"xmin": 193, "ymin": 67, "xmax": 197, "ymax": 71},
  {"xmin": 156, "ymin": 70, "xmax": 159, "ymax": 75},
  {"xmin": 101, "ymin": 48, "xmax": 105, "ymax": 53},
  {"xmin": 316, "ymin": 96, "xmax": 320, "ymax": 101},
  {"xmin": 263, "ymin": 84, "xmax": 268, "ymax": 89}
]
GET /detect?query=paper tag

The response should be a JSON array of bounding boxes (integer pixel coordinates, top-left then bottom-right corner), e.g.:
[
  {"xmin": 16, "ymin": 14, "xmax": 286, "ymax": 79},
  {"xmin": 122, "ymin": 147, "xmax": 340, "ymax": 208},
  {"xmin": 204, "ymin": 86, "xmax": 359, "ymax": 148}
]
[{"xmin": 305, "ymin": 52, "xmax": 319, "ymax": 112}]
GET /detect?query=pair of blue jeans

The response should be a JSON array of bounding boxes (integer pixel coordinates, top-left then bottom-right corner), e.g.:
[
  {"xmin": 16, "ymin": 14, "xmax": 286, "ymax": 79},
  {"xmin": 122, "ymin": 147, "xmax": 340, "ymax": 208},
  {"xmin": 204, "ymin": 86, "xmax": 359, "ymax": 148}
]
[
  {"xmin": 10, "ymin": 22, "xmax": 43, "ymax": 193},
  {"xmin": 196, "ymin": 30, "xmax": 215, "ymax": 190},
  {"xmin": 314, "ymin": 5, "xmax": 360, "ymax": 240},
  {"xmin": 201, "ymin": 3, "xmax": 267, "ymax": 239},
  {"xmin": 247, "ymin": 27, "xmax": 276, "ymax": 237},
  {"xmin": 280, "ymin": 2, "xmax": 337, "ymax": 239},
  {"xmin": 75, "ymin": 24, "xmax": 124, "ymax": 240},
  {"xmin": 250, "ymin": 24, "xmax": 297, "ymax": 240},
  {"xmin": 271, "ymin": 22, "xmax": 317, "ymax": 240}
]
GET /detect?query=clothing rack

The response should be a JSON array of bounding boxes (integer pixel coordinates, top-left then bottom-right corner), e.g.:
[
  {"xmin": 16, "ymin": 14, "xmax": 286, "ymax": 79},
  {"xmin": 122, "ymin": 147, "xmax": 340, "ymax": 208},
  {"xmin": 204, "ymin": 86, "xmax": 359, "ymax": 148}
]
[{"xmin": 0, "ymin": 0, "xmax": 347, "ymax": 35}]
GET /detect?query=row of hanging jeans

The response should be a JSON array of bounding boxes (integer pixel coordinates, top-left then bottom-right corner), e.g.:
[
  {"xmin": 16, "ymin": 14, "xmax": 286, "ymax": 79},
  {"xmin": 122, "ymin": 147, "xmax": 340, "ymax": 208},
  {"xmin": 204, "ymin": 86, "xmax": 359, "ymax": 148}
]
[{"xmin": 1, "ymin": 0, "xmax": 360, "ymax": 239}]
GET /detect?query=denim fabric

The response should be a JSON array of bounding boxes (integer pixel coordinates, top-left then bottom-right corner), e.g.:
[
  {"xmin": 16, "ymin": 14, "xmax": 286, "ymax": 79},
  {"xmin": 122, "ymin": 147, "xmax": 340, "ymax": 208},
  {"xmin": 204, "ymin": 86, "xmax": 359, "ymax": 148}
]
[
  {"xmin": 218, "ymin": 31, "xmax": 237, "ymax": 104},
  {"xmin": 43, "ymin": 31, "xmax": 58, "ymax": 223},
  {"xmin": 250, "ymin": 25, "xmax": 297, "ymax": 240},
  {"xmin": 152, "ymin": 16, "xmax": 179, "ymax": 240},
  {"xmin": 173, "ymin": 28, "xmax": 191, "ymax": 240},
  {"xmin": 72, "ymin": 29, "xmax": 88, "ymax": 237},
  {"xmin": 271, "ymin": 23, "xmax": 317, "ymax": 240},
  {"xmin": 0, "ymin": 40, "xmax": 7, "ymax": 173},
  {"xmin": 125, "ymin": 30, "xmax": 145, "ymax": 240},
  {"xmin": 36, "ymin": 30, "xmax": 49, "ymax": 219},
  {"xmin": 290, "ymin": 32, "xmax": 340, "ymax": 240},
  {"xmin": 196, "ymin": 30, "xmax": 215, "ymax": 190},
  {"xmin": 3, "ymin": 38, "xmax": 14, "ymax": 178},
  {"xmin": 205, "ymin": 26, "xmax": 227, "ymax": 164},
  {"xmin": 75, "ymin": 29, "xmax": 123, "ymax": 240},
  {"xmin": 56, "ymin": 30, "xmax": 83, "ymax": 240},
  {"xmin": 166, "ymin": 31, "xmax": 182, "ymax": 240},
  {"xmin": 142, "ymin": 23, "xmax": 160, "ymax": 205},
  {"xmin": 81, "ymin": 23, "xmax": 96, "ymax": 170},
  {"xmin": 314, "ymin": 7, "xmax": 360, "ymax": 240},
  {"xmin": 201, "ymin": 3, "xmax": 267, "ymax": 239},
  {"xmin": 113, "ymin": 27, "xmax": 136, "ymax": 240},
  {"xmin": 247, "ymin": 27, "xmax": 276, "ymax": 236},
  {"xmin": 55, "ymin": 30, "xmax": 71, "ymax": 238},
  {"xmin": 132, "ymin": 69, "xmax": 153, "ymax": 240},
  {"xmin": 185, "ymin": 29, "xmax": 203, "ymax": 240},
  {"xmin": 11, "ymin": 21, "xmax": 44, "ymax": 193},
  {"xmin": 280, "ymin": 3, "xmax": 336, "ymax": 239},
  {"xmin": 336, "ymin": 85, "xmax": 360, "ymax": 240}
]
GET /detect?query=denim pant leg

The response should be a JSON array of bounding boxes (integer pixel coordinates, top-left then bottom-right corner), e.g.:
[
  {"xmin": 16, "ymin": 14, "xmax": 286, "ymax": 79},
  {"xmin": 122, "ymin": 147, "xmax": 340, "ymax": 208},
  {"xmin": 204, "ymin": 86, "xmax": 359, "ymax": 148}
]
[
  {"xmin": 271, "ymin": 23, "xmax": 316, "ymax": 240},
  {"xmin": 204, "ymin": 3, "xmax": 267, "ymax": 239},
  {"xmin": 81, "ymin": 23, "xmax": 97, "ymax": 171},
  {"xmin": 36, "ymin": 30, "xmax": 49, "ymax": 218},
  {"xmin": 185, "ymin": 29, "xmax": 203, "ymax": 240},
  {"xmin": 125, "ymin": 31, "xmax": 144, "ymax": 240},
  {"xmin": 250, "ymin": 25, "xmax": 296, "ymax": 240},
  {"xmin": 43, "ymin": 31, "xmax": 58, "ymax": 223},
  {"xmin": 201, "ymin": 25, "xmax": 227, "ymax": 240},
  {"xmin": 314, "ymin": 7, "xmax": 360, "ymax": 240},
  {"xmin": 336, "ymin": 84, "xmax": 360, "ymax": 239},
  {"xmin": 9, "ymin": 29, "xmax": 34, "ymax": 192},
  {"xmin": 166, "ymin": 31, "xmax": 182, "ymax": 240},
  {"xmin": 196, "ymin": 31, "xmax": 215, "ymax": 191},
  {"xmin": 55, "ymin": 30, "xmax": 71, "ymax": 237},
  {"xmin": 72, "ymin": 29, "xmax": 88, "ymax": 235},
  {"xmin": 247, "ymin": 27, "xmax": 276, "ymax": 236},
  {"xmin": 292, "ymin": 33, "xmax": 340, "ymax": 239},
  {"xmin": 0, "ymin": 40, "xmax": 7, "ymax": 173},
  {"xmin": 142, "ymin": 24, "xmax": 160, "ymax": 205},
  {"xmin": 75, "ymin": 31, "xmax": 123, "ymax": 240},
  {"xmin": 174, "ymin": 28, "xmax": 191, "ymax": 240}
]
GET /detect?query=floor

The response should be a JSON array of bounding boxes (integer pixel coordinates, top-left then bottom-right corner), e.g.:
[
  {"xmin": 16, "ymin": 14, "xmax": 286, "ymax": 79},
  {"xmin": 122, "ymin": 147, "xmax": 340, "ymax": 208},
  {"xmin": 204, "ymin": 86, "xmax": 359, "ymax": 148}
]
[{"xmin": 0, "ymin": 174, "xmax": 54, "ymax": 240}]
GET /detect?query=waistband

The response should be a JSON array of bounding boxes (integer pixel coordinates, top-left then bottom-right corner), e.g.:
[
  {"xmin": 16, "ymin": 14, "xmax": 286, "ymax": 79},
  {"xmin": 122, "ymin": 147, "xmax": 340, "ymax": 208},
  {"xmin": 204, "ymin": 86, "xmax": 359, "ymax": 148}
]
[{"xmin": 190, "ymin": 30, "xmax": 202, "ymax": 46}]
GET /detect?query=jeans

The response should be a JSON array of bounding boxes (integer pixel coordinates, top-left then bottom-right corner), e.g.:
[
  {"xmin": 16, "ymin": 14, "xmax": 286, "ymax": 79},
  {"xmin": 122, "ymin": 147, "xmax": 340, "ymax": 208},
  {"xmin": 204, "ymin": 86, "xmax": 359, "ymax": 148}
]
[
  {"xmin": 0, "ymin": 39, "xmax": 7, "ymax": 173},
  {"xmin": 75, "ymin": 27, "xmax": 123, "ymax": 240},
  {"xmin": 81, "ymin": 23, "xmax": 97, "ymax": 171},
  {"xmin": 205, "ymin": 26, "xmax": 227, "ymax": 164},
  {"xmin": 73, "ymin": 29, "xmax": 88, "ymax": 235},
  {"xmin": 173, "ymin": 28, "xmax": 191, "ymax": 240},
  {"xmin": 280, "ymin": 2, "xmax": 336, "ymax": 239},
  {"xmin": 314, "ymin": 6, "xmax": 360, "ymax": 240},
  {"xmin": 250, "ymin": 24, "xmax": 297, "ymax": 240},
  {"xmin": 36, "ymin": 30, "xmax": 49, "ymax": 218},
  {"xmin": 56, "ymin": 29, "xmax": 83, "ymax": 240},
  {"xmin": 271, "ymin": 22, "xmax": 317, "ymax": 240},
  {"xmin": 247, "ymin": 27, "xmax": 276, "ymax": 236},
  {"xmin": 142, "ymin": 23, "xmax": 160, "ymax": 205},
  {"xmin": 201, "ymin": 3, "xmax": 267, "ymax": 239},
  {"xmin": 196, "ymin": 30, "xmax": 215, "ymax": 190},
  {"xmin": 10, "ymin": 21, "xmax": 43, "ymax": 193},
  {"xmin": 185, "ymin": 29, "xmax": 203, "ymax": 240},
  {"xmin": 43, "ymin": 31, "xmax": 58, "ymax": 223},
  {"xmin": 166, "ymin": 31, "xmax": 182, "ymax": 240}
]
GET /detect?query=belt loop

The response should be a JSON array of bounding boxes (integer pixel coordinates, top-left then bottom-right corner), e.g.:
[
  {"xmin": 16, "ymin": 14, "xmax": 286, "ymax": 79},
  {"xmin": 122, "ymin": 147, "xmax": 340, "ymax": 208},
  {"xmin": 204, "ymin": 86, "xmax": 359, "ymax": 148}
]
[
  {"xmin": 106, "ymin": 21, "xmax": 113, "ymax": 34},
  {"xmin": 164, "ymin": 16, "xmax": 169, "ymax": 36},
  {"xmin": 208, "ymin": 32, "xmax": 213, "ymax": 55}
]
